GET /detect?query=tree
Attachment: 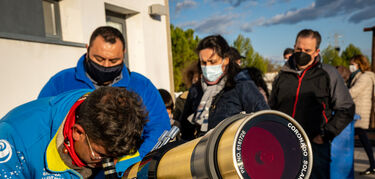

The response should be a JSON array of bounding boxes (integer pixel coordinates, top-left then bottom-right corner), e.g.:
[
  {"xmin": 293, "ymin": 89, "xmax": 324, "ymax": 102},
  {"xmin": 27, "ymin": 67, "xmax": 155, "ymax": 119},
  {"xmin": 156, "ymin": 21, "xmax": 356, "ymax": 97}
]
[
  {"xmin": 170, "ymin": 25, "xmax": 199, "ymax": 92},
  {"xmin": 233, "ymin": 34, "xmax": 268, "ymax": 73},
  {"xmin": 321, "ymin": 44, "xmax": 363, "ymax": 67},
  {"xmin": 341, "ymin": 43, "xmax": 362, "ymax": 64},
  {"xmin": 321, "ymin": 45, "xmax": 344, "ymax": 66}
]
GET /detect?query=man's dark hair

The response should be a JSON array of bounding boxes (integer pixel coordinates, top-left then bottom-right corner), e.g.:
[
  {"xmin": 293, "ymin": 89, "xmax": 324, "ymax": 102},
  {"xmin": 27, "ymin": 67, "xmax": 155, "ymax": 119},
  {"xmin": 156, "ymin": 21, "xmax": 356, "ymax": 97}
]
[
  {"xmin": 158, "ymin": 89, "xmax": 174, "ymax": 110},
  {"xmin": 76, "ymin": 87, "xmax": 148, "ymax": 157},
  {"xmin": 228, "ymin": 47, "xmax": 245, "ymax": 61},
  {"xmin": 295, "ymin": 29, "xmax": 321, "ymax": 49},
  {"xmin": 89, "ymin": 26, "xmax": 126, "ymax": 50},
  {"xmin": 196, "ymin": 35, "xmax": 241, "ymax": 88},
  {"xmin": 283, "ymin": 48, "xmax": 294, "ymax": 56}
]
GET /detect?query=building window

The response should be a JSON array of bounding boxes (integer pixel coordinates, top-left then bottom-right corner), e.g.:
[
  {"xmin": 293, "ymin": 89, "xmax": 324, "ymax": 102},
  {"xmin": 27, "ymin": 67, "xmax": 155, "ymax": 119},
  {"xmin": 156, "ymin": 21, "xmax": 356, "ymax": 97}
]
[
  {"xmin": 42, "ymin": 0, "xmax": 61, "ymax": 38},
  {"xmin": 106, "ymin": 11, "xmax": 129, "ymax": 67}
]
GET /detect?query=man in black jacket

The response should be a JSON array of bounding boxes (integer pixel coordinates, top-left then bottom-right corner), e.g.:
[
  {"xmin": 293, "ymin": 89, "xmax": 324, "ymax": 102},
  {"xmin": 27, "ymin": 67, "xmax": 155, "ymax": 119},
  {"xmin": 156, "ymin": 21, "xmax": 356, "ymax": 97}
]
[{"xmin": 270, "ymin": 29, "xmax": 355, "ymax": 179}]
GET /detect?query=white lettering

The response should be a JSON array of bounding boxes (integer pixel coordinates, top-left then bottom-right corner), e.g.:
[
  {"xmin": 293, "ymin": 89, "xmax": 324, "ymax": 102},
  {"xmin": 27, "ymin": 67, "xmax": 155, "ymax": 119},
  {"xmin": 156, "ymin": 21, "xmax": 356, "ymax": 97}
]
[{"xmin": 288, "ymin": 123, "xmax": 310, "ymax": 178}]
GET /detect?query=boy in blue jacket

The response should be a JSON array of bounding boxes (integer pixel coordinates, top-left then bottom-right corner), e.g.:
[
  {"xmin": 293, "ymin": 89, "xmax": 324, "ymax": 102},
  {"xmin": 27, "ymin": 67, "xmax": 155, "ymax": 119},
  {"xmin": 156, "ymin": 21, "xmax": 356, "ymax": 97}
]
[{"xmin": 0, "ymin": 87, "xmax": 146, "ymax": 178}]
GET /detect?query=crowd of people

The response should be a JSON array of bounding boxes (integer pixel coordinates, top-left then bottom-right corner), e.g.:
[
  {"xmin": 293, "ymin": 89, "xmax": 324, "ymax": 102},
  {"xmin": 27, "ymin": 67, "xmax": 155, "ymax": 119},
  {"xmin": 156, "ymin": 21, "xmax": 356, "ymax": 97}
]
[{"xmin": 0, "ymin": 25, "xmax": 374, "ymax": 179}]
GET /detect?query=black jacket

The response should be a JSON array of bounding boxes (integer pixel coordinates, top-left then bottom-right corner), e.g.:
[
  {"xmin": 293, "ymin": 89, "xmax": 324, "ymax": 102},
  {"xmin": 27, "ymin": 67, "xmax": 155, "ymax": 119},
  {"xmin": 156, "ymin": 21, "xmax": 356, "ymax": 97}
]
[
  {"xmin": 179, "ymin": 71, "xmax": 270, "ymax": 140},
  {"xmin": 270, "ymin": 57, "xmax": 355, "ymax": 141}
]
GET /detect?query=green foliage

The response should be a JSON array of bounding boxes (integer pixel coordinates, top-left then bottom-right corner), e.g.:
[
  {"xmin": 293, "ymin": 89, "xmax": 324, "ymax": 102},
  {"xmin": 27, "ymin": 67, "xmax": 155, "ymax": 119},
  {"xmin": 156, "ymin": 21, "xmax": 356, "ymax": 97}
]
[
  {"xmin": 233, "ymin": 34, "xmax": 269, "ymax": 73},
  {"xmin": 171, "ymin": 25, "xmax": 199, "ymax": 92},
  {"xmin": 322, "ymin": 45, "xmax": 345, "ymax": 66},
  {"xmin": 321, "ymin": 44, "xmax": 362, "ymax": 67},
  {"xmin": 233, "ymin": 34, "xmax": 253, "ymax": 57},
  {"xmin": 341, "ymin": 43, "xmax": 362, "ymax": 63}
]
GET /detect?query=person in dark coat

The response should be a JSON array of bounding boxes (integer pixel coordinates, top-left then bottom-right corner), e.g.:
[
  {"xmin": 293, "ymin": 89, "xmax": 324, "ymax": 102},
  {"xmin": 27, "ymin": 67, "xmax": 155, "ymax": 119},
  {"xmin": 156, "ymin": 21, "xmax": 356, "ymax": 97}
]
[
  {"xmin": 179, "ymin": 35, "xmax": 269, "ymax": 140},
  {"xmin": 270, "ymin": 29, "xmax": 355, "ymax": 179}
]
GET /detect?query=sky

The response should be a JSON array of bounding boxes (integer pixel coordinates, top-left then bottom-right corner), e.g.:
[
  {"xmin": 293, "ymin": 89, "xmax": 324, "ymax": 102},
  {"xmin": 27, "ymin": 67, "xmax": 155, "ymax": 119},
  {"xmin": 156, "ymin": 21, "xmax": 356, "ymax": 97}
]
[{"xmin": 169, "ymin": 0, "xmax": 375, "ymax": 63}]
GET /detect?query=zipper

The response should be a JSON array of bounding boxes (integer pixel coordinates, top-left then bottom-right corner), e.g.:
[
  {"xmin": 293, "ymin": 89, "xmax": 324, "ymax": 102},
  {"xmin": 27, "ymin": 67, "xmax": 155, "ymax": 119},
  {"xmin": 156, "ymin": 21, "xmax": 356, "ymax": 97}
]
[
  {"xmin": 321, "ymin": 102, "xmax": 328, "ymax": 123},
  {"xmin": 292, "ymin": 61, "xmax": 318, "ymax": 118}
]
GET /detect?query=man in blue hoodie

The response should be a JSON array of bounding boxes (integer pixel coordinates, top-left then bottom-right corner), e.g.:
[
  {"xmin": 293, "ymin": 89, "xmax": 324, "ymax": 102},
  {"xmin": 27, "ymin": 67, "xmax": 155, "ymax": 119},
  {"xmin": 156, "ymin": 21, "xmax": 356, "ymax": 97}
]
[
  {"xmin": 0, "ymin": 87, "xmax": 146, "ymax": 178},
  {"xmin": 38, "ymin": 26, "xmax": 171, "ymax": 172}
]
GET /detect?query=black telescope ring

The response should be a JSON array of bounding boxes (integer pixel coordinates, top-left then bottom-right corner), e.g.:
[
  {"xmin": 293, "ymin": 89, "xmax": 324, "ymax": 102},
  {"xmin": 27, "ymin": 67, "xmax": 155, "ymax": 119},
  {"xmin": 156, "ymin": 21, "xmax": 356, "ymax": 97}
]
[{"xmin": 232, "ymin": 110, "xmax": 313, "ymax": 179}]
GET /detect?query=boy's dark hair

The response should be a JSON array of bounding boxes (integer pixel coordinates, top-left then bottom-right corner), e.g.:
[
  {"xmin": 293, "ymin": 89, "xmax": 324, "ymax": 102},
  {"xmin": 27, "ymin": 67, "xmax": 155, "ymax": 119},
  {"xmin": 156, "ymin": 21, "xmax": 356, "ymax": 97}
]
[
  {"xmin": 89, "ymin": 26, "xmax": 125, "ymax": 50},
  {"xmin": 283, "ymin": 48, "xmax": 294, "ymax": 56},
  {"xmin": 296, "ymin": 29, "xmax": 321, "ymax": 49},
  {"xmin": 77, "ymin": 87, "xmax": 148, "ymax": 157},
  {"xmin": 196, "ymin": 35, "xmax": 241, "ymax": 88},
  {"xmin": 335, "ymin": 65, "xmax": 350, "ymax": 82},
  {"xmin": 244, "ymin": 67, "xmax": 269, "ymax": 98},
  {"xmin": 183, "ymin": 61, "xmax": 200, "ymax": 88},
  {"xmin": 158, "ymin": 89, "xmax": 174, "ymax": 110}
]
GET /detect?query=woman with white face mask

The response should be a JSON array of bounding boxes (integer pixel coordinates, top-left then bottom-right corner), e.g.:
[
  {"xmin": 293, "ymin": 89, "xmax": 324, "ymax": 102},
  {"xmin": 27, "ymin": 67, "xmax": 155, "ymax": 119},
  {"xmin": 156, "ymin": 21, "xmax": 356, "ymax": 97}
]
[
  {"xmin": 347, "ymin": 55, "xmax": 375, "ymax": 175},
  {"xmin": 178, "ymin": 35, "xmax": 269, "ymax": 140}
]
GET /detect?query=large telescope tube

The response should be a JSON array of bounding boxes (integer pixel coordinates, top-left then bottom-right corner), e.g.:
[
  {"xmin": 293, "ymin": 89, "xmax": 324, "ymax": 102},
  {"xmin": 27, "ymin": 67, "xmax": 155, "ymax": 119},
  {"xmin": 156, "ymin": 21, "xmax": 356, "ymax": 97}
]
[{"xmin": 123, "ymin": 110, "xmax": 313, "ymax": 179}]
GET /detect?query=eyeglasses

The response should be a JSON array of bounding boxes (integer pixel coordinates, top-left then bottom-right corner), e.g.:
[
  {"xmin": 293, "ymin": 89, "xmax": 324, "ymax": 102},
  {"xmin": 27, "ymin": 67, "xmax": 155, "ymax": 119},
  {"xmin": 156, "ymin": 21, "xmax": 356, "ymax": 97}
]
[{"xmin": 86, "ymin": 134, "xmax": 103, "ymax": 161}]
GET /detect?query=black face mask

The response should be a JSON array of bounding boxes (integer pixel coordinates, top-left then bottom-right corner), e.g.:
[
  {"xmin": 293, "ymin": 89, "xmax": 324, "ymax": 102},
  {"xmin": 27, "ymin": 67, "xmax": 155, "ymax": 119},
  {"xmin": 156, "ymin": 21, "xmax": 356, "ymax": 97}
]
[
  {"xmin": 292, "ymin": 52, "xmax": 312, "ymax": 66},
  {"xmin": 84, "ymin": 56, "xmax": 123, "ymax": 85}
]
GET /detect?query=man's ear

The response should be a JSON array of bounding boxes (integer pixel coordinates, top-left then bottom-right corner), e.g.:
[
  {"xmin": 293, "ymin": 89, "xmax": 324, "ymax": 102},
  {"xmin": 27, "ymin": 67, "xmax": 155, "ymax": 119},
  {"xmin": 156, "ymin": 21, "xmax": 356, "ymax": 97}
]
[
  {"xmin": 313, "ymin": 48, "xmax": 320, "ymax": 58},
  {"xmin": 72, "ymin": 124, "xmax": 85, "ymax": 142}
]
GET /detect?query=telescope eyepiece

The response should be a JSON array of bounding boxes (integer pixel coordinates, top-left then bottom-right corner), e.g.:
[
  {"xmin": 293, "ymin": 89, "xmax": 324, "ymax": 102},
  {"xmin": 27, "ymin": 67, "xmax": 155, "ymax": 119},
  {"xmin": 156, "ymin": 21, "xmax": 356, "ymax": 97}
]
[{"xmin": 102, "ymin": 158, "xmax": 119, "ymax": 179}]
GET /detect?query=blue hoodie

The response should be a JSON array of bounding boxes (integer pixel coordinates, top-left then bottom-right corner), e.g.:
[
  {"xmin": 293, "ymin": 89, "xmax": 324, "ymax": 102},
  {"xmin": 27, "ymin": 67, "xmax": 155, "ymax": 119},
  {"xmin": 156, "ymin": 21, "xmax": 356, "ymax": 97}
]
[
  {"xmin": 38, "ymin": 54, "xmax": 171, "ymax": 172},
  {"xmin": 0, "ymin": 89, "xmax": 93, "ymax": 178}
]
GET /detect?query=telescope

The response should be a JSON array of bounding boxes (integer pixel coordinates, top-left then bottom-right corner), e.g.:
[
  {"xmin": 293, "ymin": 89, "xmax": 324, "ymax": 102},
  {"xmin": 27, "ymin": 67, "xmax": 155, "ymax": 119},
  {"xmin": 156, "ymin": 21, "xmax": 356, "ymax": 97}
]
[{"xmin": 122, "ymin": 110, "xmax": 313, "ymax": 179}]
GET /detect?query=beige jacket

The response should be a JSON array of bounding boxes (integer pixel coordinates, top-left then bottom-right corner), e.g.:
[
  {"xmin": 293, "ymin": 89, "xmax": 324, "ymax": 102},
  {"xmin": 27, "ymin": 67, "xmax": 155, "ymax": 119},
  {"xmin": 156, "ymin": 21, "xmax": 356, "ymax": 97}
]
[{"xmin": 350, "ymin": 71, "xmax": 375, "ymax": 129}]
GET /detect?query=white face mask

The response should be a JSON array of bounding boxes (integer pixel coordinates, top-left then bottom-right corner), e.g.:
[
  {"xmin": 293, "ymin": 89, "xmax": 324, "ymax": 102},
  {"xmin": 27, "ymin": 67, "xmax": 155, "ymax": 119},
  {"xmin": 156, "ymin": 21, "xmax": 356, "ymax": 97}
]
[
  {"xmin": 349, "ymin": 65, "xmax": 358, "ymax": 73},
  {"xmin": 201, "ymin": 61, "xmax": 224, "ymax": 82}
]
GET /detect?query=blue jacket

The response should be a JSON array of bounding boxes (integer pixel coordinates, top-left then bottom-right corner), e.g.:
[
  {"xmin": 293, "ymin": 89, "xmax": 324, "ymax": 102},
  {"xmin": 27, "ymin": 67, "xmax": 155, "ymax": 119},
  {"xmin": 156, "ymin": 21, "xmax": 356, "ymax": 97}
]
[
  {"xmin": 38, "ymin": 55, "xmax": 171, "ymax": 169},
  {"xmin": 0, "ymin": 89, "xmax": 93, "ymax": 178}
]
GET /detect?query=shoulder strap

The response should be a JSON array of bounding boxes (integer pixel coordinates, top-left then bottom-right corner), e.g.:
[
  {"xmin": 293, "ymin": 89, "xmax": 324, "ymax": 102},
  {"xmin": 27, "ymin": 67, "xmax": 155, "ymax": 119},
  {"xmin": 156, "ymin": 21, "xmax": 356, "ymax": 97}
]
[{"xmin": 209, "ymin": 90, "xmax": 225, "ymax": 114}]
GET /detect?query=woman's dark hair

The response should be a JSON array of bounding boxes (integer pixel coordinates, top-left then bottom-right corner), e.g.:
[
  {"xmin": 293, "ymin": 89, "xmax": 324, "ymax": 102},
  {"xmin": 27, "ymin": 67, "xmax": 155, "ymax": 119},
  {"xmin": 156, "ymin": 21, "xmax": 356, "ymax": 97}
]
[
  {"xmin": 158, "ymin": 89, "xmax": 174, "ymax": 110},
  {"xmin": 196, "ymin": 35, "xmax": 241, "ymax": 88},
  {"xmin": 196, "ymin": 35, "xmax": 230, "ymax": 58},
  {"xmin": 244, "ymin": 67, "xmax": 269, "ymax": 98},
  {"xmin": 77, "ymin": 87, "xmax": 148, "ymax": 157}
]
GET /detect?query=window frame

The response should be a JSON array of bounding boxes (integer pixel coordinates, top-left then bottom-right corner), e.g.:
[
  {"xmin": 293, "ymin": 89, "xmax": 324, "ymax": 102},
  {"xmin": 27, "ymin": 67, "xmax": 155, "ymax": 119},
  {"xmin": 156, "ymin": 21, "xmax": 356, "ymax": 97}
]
[
  {"xmin": 42, "ymin": 0, "xmax": 62, "ymax": 39},
  {"xmin": 105, "ymin": 10, "xmax": 129, "ymax": 67}
]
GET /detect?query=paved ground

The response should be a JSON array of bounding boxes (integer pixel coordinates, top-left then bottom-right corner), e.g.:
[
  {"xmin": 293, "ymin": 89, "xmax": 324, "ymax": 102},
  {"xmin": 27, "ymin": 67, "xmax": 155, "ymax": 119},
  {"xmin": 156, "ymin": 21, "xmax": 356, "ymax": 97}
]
[{"xmin": 354, "ymin": 147, "xmax": 375, "ymax": 179}]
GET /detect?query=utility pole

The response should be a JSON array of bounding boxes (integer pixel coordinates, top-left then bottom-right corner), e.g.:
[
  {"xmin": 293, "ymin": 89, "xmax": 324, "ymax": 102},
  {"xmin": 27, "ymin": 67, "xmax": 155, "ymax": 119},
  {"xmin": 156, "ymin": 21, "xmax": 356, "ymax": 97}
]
[
  {"xmin": 364, "ymin": 26, "xmax": 375, "ymax": 71},
  {"xmin": 334, "ymin": 33, "xmax": 342, "ymax": 52}
]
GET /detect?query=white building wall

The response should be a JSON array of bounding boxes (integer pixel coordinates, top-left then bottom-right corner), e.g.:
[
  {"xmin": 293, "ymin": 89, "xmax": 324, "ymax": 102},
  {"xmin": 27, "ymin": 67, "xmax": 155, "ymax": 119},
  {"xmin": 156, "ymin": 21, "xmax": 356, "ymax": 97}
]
[
  {"xmin": 0, "ymin": 0, "xmax": 171, "ymax": 118},
  {"xmin": 0, "ymin": 39, "xmax": 86, "ymax": 117}
]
